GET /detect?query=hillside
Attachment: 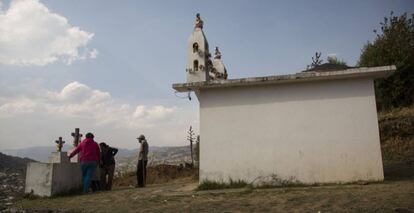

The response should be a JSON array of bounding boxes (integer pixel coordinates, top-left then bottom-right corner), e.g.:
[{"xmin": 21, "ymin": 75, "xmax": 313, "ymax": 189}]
[
  {"xmin": 5, "ymin": 106, "xmax": 414, "ymax": 212},
  {"xmin": 16, "ymin": 166, "xmax": 414, "ymax": 212},
  {"xmin": 115, "ymin": 146, "xmax": 193, "ymax": 176},
  {"xmin": 1, "ymin": 144, "xmax": 194, "ymax": 170},
  {"xmin": 113, "ymin": 164, "xmax": 198, "ymax": 187},
  {"xmin": 1, "ymin": 146, "xmax": 58, "ymax": 162},
  {"xmin": 0, "ymin": 152, "xmax": 35, "ymax": 210},
  {"xmin": 378, "ymin": 105, "xmax": 414, "ymax": 164},
  {"xmin": 0, "ymin": 152, "xmax": 35, "ymax": 174},
  {"xmin": 1, "ymin": 146, "xmax": 137, "ymax": 163}
]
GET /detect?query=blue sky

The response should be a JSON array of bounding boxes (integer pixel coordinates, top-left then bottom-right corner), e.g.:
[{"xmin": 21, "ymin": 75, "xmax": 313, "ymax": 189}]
[{"xmin": 0, "ymin": 0, "xmax": 413, "ymax": 149}]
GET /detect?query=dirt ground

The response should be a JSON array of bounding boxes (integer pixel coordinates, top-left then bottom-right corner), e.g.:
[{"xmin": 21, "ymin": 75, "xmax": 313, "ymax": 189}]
[{"xmin": 13, "ymin": 162, "xmax": 414, "ymax": 213}]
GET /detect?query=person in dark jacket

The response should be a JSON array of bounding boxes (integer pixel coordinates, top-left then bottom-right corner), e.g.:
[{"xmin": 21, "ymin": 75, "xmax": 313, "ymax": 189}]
[
  {"xmin": 136, "ymin": 134, "xmax": 149, "ymax": 187},
  {"xmin": 68, "ymin": 132, "xmax": 100, "ymax": 193},
  {"xmin": 99, "ymin": 142, "xmax": 118, "ymax": 190}
]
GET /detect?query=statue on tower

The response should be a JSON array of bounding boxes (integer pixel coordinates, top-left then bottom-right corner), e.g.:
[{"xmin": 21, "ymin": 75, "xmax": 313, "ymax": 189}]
[
  {"xmin": 211, "ymin": 46, "xmax": 228, "ymax": 80},
  {"xmin": 214, "ymin": 47, "xmax": 222, "ymax": 59},
  {"xmin": 194, "ymin": 13, "xmax": 203, "ymax": 29}
]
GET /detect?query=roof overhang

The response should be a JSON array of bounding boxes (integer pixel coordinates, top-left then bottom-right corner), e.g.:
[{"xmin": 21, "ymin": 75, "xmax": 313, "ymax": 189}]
[{"xmin": 173, "ymin": 65, "xmax": 396, "ymax": 92}]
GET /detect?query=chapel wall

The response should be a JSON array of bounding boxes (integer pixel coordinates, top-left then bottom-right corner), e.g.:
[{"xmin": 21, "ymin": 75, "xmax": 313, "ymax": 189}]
[{"xmin": 199, "ymin": 78, "xmax": 384, "ymax": 184}]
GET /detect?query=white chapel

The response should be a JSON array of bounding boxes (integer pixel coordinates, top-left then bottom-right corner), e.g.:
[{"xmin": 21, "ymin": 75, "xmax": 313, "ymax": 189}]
[{"xmin": 174, "ymin": 14, "xmax": 396, "ymax": 185}]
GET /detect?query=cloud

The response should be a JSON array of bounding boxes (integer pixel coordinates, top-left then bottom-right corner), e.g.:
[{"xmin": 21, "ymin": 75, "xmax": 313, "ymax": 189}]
[
  {"xmin": 0, "ymin": 98, "xmax": 37, "ymax": 116},
  {"xmin": 89, "ymin": 49, "xmax": 99, "ymax": 59},
  {"xmin": 0, "ymin": 0, "xmax": 97, "ymax": 66},
  {"xmin": 0, "ymin": 81, "xmax": 176, "ymax": 129},
  {"xmin": 0, "ymin": 81, "xmax": 198, "ymax": 149},
  {"xmin": 133, "ymin": 105, "xmax": 175, "ymax": 121},
  {"xmin": 53, "ymin": 81, "xmax": 111, "ymax": 104}
]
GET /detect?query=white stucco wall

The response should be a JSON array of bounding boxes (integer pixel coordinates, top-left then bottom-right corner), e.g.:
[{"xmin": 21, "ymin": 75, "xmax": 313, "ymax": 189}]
[
  {"xmin": 51, "ymin": 162, "xmax": 82, "ymax": 195},
  {"xmin": 187, "ymin": 28, "xmax": 209, "ymax": 82},
  {"xmin": 25, "ymin": 162, "xmax": 53, "ymax": 196},
  {"xmin": 198, "ymin": 78, "xmax": 384, "ymax": 184},
  {"xmin": 25, "ymin": 152, "xmax": 82, "ymax": 196}
]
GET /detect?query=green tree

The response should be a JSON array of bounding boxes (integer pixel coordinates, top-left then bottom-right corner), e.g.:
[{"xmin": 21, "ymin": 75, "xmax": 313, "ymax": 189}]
[{"xmin": 358, "ymin": 12, "xmax": 414, "ymax": 110}]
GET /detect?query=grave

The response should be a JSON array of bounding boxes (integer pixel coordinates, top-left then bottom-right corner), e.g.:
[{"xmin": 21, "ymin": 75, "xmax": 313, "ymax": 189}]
[{"xmin": 25, "ymin": 130, "xmax": 83, "ymax": 196}]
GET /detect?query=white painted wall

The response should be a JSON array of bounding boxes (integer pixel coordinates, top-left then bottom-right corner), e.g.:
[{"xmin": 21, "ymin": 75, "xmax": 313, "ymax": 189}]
[
  {"xmin": 51, "ymin": 162, "xmax": 82, "ymax": 195},
  {"xmin": 25, "ymin": 162, "xmax": 54, "ymax": 196},
  {"xmin": 198, "ymin": 78, "xmax": 384, "ymax": 184},
  {"xmin": 187, "ymin": 28, "xmax": 209, "ymax": 82},
  {"xmin": 25, "ymin": 152, "xmax": 82, "ymax": 196}
]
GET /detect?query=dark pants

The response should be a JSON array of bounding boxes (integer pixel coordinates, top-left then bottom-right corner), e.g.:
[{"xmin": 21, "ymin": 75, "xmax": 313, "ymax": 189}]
[
  {"xmin": 137, "ymin": 160, "xmax": 147, "ymax": 187},
  {"xmin": 91, "ymin": 181, "xmax": 101, "ymax": 192},
  {"xmin": 100, "ymin": 164, "xmax": 115, "ymax": 190},
  {"xmin": 80, "ymin": 161, "xmax": 97, "ymax": 193}
]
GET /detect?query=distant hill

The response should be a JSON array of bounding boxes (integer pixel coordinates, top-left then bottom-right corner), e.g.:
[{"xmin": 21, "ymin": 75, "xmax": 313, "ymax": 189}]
[
  {"xmin": 0, "ymin": 152, "xmax": 36, "ymax": 174},
  {"xmin": 2, "ymin": 146, "xmax": 58, "ymax": 162},
  {"xmin": 0, "ymin": 152, "xmax": 36, "ymax": 210},
  {"xmin": 116, "ymin": 145, "xmax": 194, "ymax": 175},
  {"xmin": 1, "ymin": 145, "xmax": 137, "ymax": 162},
  {"xmin": 0, "ymin": 145, "xmax": 194, "ymax": 169}
]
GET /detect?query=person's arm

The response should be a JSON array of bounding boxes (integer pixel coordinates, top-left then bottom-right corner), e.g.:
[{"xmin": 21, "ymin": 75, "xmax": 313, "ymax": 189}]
[
  {"xmin": 68, "ymin": 143, "xmax": 81, "ymax": 159},
  {"xmin": 139, "ymin": 143, "xmax": 144, "ymax": 154},
  {"xmin": 111, "ymin": 147, "xmax": 118, "ymax": 156},
  {"xmin": 144, "ymin": 142, "xmax": 149, "ymax": 155},
  {"xmin": 96, "ymin": 143, "xmax": 101, "ymax": 164}
]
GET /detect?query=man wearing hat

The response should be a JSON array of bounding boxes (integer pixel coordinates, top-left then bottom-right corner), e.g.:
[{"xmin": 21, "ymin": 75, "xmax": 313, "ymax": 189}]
[{"xmin": 136, "ymin": 134, "xmax": 149, "ymax": 187}]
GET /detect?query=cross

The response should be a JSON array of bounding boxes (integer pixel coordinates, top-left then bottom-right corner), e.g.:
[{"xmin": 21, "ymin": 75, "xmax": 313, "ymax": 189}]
[
  {"xmin": 71, "ymin": 128, "xmax": 82, "ymax": 147},
  {"xmin": 55, "ymin": 137, "xmax": 65, "ymax": 152}
]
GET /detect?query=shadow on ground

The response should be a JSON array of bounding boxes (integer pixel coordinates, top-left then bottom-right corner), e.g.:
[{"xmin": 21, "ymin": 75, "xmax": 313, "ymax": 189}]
[{"xmin": 384, "ymin": 161, "xmax": 414, "ymax": 181}]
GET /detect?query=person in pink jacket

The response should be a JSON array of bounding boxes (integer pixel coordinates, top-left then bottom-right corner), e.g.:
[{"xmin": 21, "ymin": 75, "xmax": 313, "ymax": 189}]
[{"xmin": 68, "ymin": 132, "xmax": 100, "ymax": 193}]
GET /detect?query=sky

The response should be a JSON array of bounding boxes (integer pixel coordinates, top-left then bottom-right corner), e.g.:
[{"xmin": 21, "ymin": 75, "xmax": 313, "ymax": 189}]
[{"xmin": 0, "ymin": 0, "xmax": 413, "ymax": 150}]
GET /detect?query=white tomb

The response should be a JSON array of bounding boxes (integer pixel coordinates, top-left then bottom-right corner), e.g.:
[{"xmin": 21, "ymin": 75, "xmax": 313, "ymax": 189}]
[{"xmin": 25, "ymin": 152, "xmax": 82, "ymax": 196}]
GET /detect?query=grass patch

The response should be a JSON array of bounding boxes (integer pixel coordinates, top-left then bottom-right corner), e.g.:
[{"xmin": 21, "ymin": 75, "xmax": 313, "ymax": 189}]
[
  {"xmin": 23, "ymin": 192, "xmax": 42, "ymax": 200},
  {"xmin": 378, "ymin": 105, "xmax": 414, "ymax": 164},
  {"xmin": 378, "ymin": 105, "xmax": 414, "ymax": 121},
  {"xmin": 196, "ymin": 179, "xmax": 251, "ymax": 191},
  {"xmin": 255, "ymin": 182, "xmax": 309, "ymax": 189},
  {"xmin": 251, "ymin": 174, "xmax": 304, "ymax": 188}
]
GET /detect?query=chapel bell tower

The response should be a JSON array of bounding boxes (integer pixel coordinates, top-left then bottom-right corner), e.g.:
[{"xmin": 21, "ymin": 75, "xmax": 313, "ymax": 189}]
[{"xmin": 186, "ymin": 13, "xmax": 211, "ymax": 83}]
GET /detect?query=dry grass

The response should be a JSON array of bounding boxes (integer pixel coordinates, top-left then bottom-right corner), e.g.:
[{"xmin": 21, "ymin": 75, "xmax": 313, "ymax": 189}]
[
  {"xmin": 378, "ymin": 105, "xmax": 414, "ymax": 164},
  {"xmin": 378, "ymin": 105, "xmax": 414, "ymax": 121},
  {"xmin": 113, "ymin": 164, "xmax": 198, "ymax": 187},
  {"xmin": 10, "ymin": 106, "xmax": 414, "ymax": 212},
  {"xmin": 15, "ymin": 163, "xmax": 414, "ymax": 212},
  {"xmin": 196, "ymin": 179, "xmax": 250, "ymax": 191}
]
